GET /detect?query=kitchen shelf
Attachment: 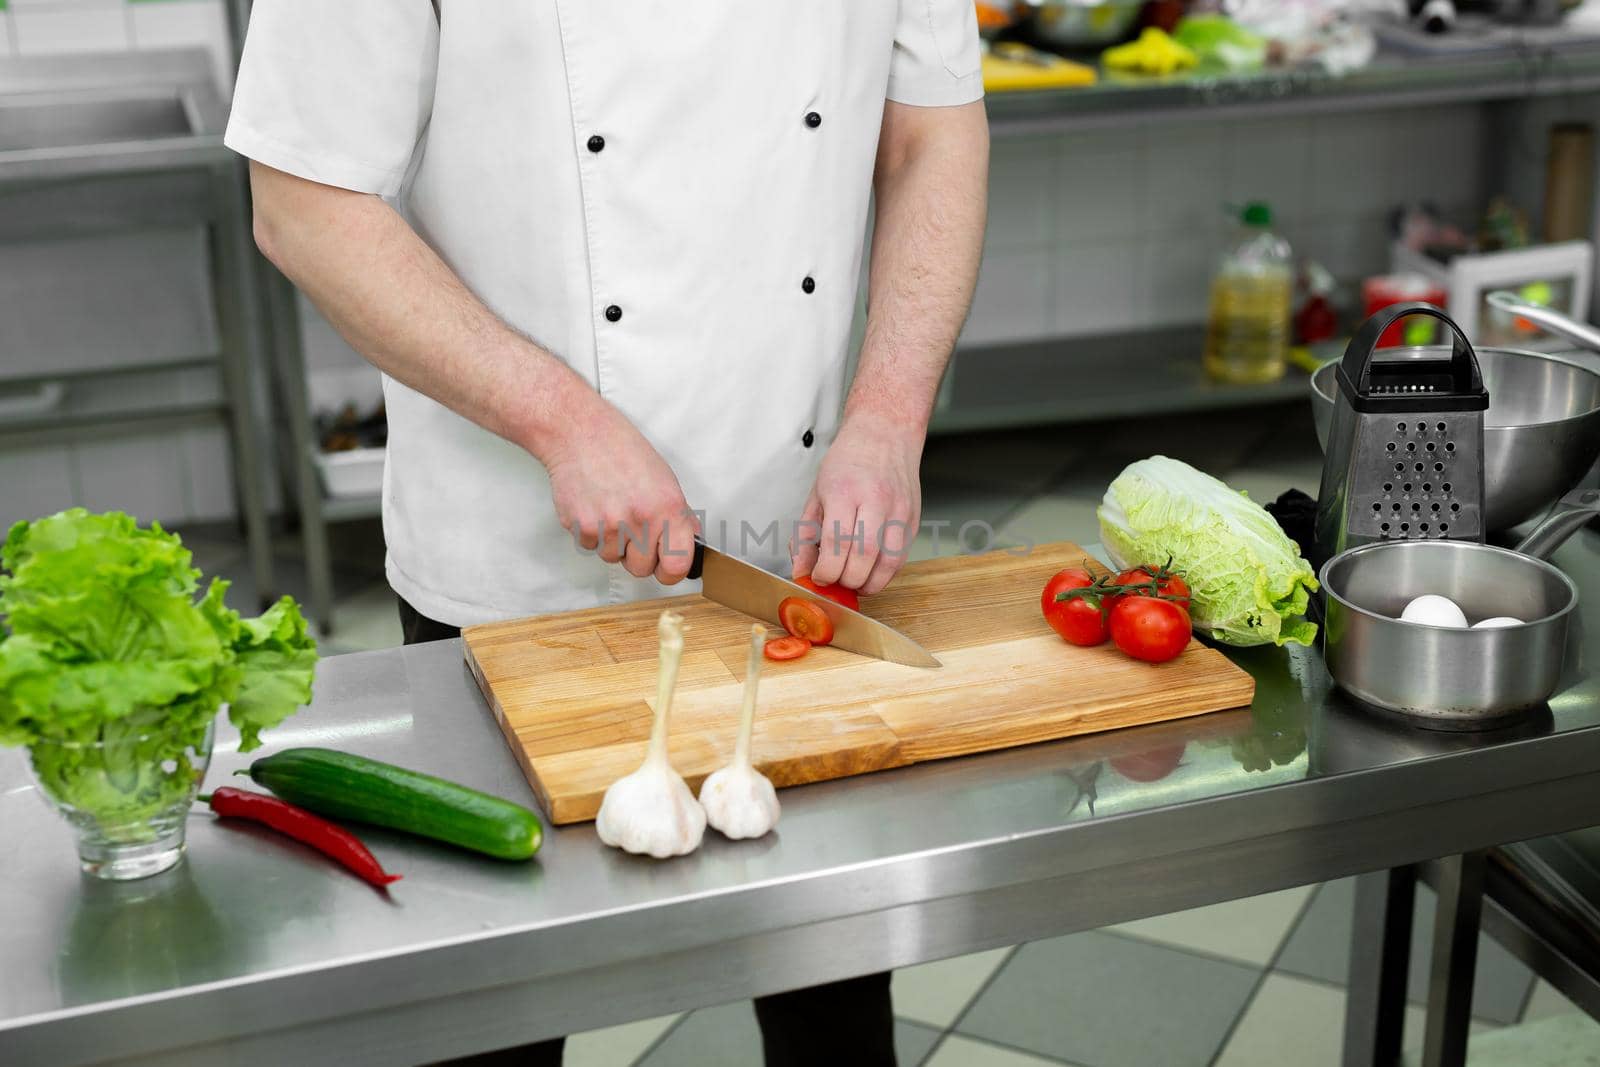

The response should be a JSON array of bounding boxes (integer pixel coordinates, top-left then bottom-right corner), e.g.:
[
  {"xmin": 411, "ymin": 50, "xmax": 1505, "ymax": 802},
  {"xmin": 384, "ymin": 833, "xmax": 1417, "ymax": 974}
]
[
  {"xmin": 0, "ymin": 47, "xmax": 275, "ymax": 608},
  {"xmin": 930, "ymin": 325, "xmax": 1310, "ymax": 434},
  {"xmin": 0, "ymin": 402, "xmax": 224, "ymax": 446},
  {"xmin": 984, "ymin": 38, "xmax": 1600, "ymax": 134},
  {"xmin": 321, "ymin": 489, "xmax": 382, "ymax": 524}
]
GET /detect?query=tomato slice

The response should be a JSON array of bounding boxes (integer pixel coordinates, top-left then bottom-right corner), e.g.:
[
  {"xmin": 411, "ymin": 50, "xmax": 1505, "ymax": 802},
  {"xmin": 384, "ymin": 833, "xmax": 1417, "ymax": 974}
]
[
  {"xmin": 794, "ymin": 575, "xmax": 860, "ymax": 612},
  {"xmin": 778, "ymin": 596, "xmax": 835, "ymax": 646},
  {"xmin": 763, "ymin": 635, "xmax": 812, "ymax": 661}
]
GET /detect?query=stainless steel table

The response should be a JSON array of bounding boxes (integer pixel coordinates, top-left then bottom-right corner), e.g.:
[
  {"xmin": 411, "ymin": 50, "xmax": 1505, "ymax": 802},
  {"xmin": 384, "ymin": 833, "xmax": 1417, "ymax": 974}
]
[{"xmin": 8, "ymin": 533, "xmax": 1600, "ymax": 1067}]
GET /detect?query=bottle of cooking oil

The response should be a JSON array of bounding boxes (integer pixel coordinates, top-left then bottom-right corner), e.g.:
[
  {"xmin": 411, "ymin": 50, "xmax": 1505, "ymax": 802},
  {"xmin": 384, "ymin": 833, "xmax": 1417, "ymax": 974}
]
[{"xmin": 1203, "ymin": 202, "xmax": 1293, "ymax": 385}]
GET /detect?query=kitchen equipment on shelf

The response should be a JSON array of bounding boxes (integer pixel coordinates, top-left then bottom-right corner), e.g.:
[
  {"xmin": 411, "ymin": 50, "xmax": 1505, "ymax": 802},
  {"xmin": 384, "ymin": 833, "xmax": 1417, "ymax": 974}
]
[
  {"xmin": 1016, "ymin": 0, "xmax": 1145, "ymax": 49},
  {"xmin": 977, "ymin": 0, "xmax": 1019, "ymax": 38},
  {"xmin": 1204, "ymin": 201, "xmax": 1294, "ymax": 385},
  {"xmin": 686, "ymin": 539, "xmax": 939, "ymax": 667},
  {"xmin": 462, "ymin": 543, "xmax": 1255, "ymax": 824},
  {"xmin": 1544, "ymin": 124, "xmax": 1596, "ymax": 243},
  {"xmin": 1389, "ymin": 238, "xmax": 1592, "ymax": 347},
  {"xmin": 1485, "ymin": 290, "xmax": 1600, "ymax": 355},
  {"xmin": 1313, "ymin": 304, "xmax": 1489, "ymax": 569},
  {"xmin": 1309, "ymin": 344, "xmax": 1600, "ymax": 535},
  {"xmin": 1320, "ymin": 486, "xmax": 1600, "ymax": 726},
  {"xmin": 982, "ymin": 41, "xmax": 1099, "ymax": 91},
  {"xmin": 1361, "ymin": 274, "xmax": 1450, "ymax": 347}
]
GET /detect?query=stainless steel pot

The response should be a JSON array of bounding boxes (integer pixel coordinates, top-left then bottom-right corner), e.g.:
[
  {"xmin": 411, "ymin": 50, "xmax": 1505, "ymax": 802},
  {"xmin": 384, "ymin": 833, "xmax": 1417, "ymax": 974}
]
[
  {"xmin": 1320, "ymin": 488, "xmax": 1600, "ymax": 725},
  {"xmin": 1487, "ymin": 290, "xmax": 1600, "ymax": 353},
  {"xmin": 1017, "ymin": 0, "xmax": 1143, "ymax": 48},
  {"xmin": 1310, "ymin": 346, "xmax": 1600, "ymax": 531}
]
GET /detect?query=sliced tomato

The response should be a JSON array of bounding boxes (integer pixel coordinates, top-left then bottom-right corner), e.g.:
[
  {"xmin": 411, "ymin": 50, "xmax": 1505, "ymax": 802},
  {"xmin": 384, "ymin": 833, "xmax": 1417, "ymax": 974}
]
[
  {"xmin": 794, "ymin": 575, "xmax": 860, "ymax": 612},
  {"xmin": 763, "ymin": 635, "xmax": 812, "ymax": 661},
  {"xmin": 778, "ymin": 596, "xmax": 835, "ymax": 646}
]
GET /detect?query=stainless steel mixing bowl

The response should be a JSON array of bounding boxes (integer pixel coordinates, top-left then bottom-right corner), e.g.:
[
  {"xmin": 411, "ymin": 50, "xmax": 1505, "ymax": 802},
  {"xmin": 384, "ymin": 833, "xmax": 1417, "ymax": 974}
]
[
  {"xmin": 1311, "ymin": 346, "xmax": 1600, "ymax": 531},
  {"xmin": 1017, "ymin": 0, "xmax": 1144, "ymax": 48},
  {"xmin": 1320, "ymin": 487, "xmax": 1600, "ymax": 725},
  {"xmin": 1321, "ymin": 539, "xmax": 1577, "ymax": 724}
]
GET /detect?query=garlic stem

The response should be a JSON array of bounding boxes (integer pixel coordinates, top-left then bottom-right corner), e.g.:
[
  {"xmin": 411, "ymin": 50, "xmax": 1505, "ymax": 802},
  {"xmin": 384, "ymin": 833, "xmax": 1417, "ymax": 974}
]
[
  {"xmin": 645, "ymin": 610, "xmax": 685, "ymax": 767},
  {"xmin": 734, "ymin": 624, "xmax": 765, "ymax": 769}
]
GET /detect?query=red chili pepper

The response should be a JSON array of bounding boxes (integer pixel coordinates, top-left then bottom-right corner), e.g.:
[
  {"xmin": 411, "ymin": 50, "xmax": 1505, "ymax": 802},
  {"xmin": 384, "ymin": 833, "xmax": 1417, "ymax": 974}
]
[{"xmin": 201, "ymin": 786, "xmax": 402, "ymax": 888}]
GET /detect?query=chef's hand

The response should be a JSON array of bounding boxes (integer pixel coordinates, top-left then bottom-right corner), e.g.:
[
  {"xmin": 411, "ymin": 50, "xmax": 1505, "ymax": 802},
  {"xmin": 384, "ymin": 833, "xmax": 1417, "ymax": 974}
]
[
  {"xmin": 791, "ymin": 419, "xmax": 921, "ymax": 595},
  {"xmin": 543, "ymin": 399, "xmax": 700, "ymax": 585}
]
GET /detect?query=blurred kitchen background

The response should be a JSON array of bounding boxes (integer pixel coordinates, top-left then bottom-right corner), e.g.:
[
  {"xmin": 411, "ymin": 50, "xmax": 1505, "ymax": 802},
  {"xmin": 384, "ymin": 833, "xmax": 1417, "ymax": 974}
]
[
  {"xmin": 4, "ymin": 0, "xmax": 1599, "ymax": 640},
  {"xmin": 5, "ymin": 1, "xmax": 1600, "ymax": 1063}
]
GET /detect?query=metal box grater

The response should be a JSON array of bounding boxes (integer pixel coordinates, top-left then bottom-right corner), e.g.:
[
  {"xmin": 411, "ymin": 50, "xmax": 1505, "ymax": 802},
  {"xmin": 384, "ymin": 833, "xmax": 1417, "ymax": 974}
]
[{"xmin": 1314, "ymin": 304, "xmax": 1489, "ymax": 569}]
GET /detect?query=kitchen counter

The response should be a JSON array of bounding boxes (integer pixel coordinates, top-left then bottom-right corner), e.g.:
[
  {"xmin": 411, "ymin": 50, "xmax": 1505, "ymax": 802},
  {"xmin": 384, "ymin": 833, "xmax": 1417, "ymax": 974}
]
[
  {"xmin": 9, "ymin": 534, "xmax": 1600, "ymax": 1066},
  {"xmin": 985, "ymin": 39, "xmax": 1600, "ymax": 133}
]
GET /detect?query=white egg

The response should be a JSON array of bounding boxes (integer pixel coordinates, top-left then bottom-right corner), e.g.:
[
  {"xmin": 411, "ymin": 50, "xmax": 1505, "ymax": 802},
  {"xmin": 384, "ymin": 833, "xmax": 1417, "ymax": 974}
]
[
  {"xmin": 1400, "ymin": 594, "xmax": 1468, "ymax": 628},
  {"xmin": 1472, "ymin": 616, "xmax": 1524, "ymax": 629}
]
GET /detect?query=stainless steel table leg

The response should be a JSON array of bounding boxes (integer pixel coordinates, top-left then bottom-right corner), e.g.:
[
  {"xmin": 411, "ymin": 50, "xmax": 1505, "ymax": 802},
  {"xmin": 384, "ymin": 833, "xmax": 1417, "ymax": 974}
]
[
  {"xmin": 262, "ymin": 265, "xmax": 336, "ymax": 634},
  {"xmin": 1422, "ymin": 852, "xmax": 1486, "ymax": 1067},
  {"xmin": 211, "ymin": 160, "xmax": 276, "ymax": 607},
  {"xmin": 1345, "ymin": 865, "xmax": 1416, "ymax": 1067}
]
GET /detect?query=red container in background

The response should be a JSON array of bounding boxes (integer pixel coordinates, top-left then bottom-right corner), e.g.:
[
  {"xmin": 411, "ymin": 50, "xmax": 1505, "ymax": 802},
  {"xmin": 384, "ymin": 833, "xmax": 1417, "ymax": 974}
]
[
  {"xmin": 1141, "ymin": 0, "xmax": 1187, "ymax": 32},
  {"xmin": 1362, "ymin": 275, "xmax": 1450, "ymax": 347}
]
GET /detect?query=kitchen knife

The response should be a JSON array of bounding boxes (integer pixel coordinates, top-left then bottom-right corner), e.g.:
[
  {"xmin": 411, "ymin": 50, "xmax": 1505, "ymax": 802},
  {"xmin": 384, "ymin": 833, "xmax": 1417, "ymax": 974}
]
[{"xmin": 687, "ymin": 539, "xmax": 940, "ymax": 668}]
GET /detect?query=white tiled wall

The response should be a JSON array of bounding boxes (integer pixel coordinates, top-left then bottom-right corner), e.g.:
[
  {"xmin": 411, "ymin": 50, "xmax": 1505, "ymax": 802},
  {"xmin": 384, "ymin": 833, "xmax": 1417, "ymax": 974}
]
[
  {"xmin": 963, "ymin": 105, "xmax": 1489, "ymax": 345},
  {"xmin": 0, "ymin": 0, "xmax": 233, "ymax": 97}
]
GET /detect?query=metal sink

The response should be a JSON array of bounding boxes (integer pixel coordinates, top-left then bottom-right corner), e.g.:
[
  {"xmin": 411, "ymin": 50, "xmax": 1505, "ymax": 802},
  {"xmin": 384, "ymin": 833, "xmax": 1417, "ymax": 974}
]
[
  {"xmin": 0, "ymin": 91, "xmax": 195, "ymax": 152},
  {"xmin": 0, "ymin": 50, "xmax": 225, "ymax": 183}
]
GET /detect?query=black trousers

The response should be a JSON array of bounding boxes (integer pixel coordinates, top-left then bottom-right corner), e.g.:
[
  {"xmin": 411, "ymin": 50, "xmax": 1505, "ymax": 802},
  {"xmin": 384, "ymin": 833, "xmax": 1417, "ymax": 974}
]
[{"xmin": 401, "ymin": 597, "xmax": 896, "ymax": 1067}]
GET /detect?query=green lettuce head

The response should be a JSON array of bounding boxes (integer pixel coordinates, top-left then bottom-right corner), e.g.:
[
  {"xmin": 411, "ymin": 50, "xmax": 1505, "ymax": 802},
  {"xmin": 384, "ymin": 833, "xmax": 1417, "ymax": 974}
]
[
  {"xmin": 0, "ymin": 509, "xmax": 317, "ymax": 752},
  {"xmin": 1098, "ymin": 457, "xmax": 1319, "ymax": 648}
]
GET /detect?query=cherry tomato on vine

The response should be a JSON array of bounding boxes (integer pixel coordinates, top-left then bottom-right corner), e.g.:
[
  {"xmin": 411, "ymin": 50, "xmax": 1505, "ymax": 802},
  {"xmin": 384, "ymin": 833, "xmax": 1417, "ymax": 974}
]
[
  {"xmin": 1113, "ymin": 565, "xmax": 1191, "ymax": 608},
  {"xmin": 1041, "ymin": 567, "xmax": 1108, "ymax": 647},
  {"xmin": 1108, "ymin": 596, "xmax": 1192, "ymax": 663}
]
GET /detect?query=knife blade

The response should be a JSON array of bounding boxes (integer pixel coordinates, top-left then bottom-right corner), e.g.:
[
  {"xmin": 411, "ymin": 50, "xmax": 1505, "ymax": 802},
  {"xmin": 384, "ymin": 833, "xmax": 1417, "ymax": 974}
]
[{"xmin": 687, "ymin": 539, "xmax": 940, "ymax": 668}]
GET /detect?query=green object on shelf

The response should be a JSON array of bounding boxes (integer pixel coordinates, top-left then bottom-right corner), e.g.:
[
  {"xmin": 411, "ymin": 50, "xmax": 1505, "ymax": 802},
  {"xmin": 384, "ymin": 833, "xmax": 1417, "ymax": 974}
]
[
  {"xmin": 1103, "ymin": 28, "xmax": 1198, "ymax": 76},
  {"xmin": 1402, "ymin": 317, "xmax": 1438, "ymax": 346},
  {"xmin": 1520, "ymin": 280, "xmax": 1555, "ymax": 307},
  {"xmin": 1173, "ymin": 15, "xmax": 1267, "ymax": 72}
]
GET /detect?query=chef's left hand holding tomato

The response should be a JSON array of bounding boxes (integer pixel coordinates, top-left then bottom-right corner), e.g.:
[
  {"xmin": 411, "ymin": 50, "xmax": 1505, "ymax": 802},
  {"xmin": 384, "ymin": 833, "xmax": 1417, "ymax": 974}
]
[
  {"xmin": 787, "ymin": 101, "xmax": 988, "ymax": 596},
  {"xmin": 792, "ymin": 418, "xmax": 923, "ymax": 597}
]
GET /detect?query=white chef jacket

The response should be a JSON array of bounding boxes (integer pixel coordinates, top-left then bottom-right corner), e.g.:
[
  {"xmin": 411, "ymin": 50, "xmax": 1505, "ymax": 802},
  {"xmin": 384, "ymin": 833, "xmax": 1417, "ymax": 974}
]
[{"xmin": 226, "ymin": 1, "xmax": 983, "ymax": 627}]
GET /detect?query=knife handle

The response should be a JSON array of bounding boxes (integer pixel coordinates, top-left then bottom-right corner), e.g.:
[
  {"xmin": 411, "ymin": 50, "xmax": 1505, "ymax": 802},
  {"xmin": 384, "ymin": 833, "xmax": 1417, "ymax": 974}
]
[{"xmin": 686, "ymin": 538, "xmax": 706, "ymax": 582}]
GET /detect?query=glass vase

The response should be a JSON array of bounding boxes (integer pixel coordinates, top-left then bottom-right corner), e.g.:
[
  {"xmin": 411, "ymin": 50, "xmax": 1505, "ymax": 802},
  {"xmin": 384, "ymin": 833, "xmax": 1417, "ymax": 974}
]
[{"xmin": 27, "ymin": 720, "xmax": 214, "ymax": 880}]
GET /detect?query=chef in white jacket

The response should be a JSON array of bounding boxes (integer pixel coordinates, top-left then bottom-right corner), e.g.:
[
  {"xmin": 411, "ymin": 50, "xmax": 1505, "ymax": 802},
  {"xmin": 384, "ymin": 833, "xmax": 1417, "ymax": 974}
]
[{"xmin": 228, "ymin": 2, "xmax": 987, "ymax": 1063}]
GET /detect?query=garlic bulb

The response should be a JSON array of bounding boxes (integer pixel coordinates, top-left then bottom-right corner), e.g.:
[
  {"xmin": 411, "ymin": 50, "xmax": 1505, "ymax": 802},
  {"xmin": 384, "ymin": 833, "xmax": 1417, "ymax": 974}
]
[
  {"xmin": 596, "ymin": 610, "xmax": 706, "ymax": 858},
  {"xmin": 700, "ymin": 624, "xmax": 781, "ymax": 840}
]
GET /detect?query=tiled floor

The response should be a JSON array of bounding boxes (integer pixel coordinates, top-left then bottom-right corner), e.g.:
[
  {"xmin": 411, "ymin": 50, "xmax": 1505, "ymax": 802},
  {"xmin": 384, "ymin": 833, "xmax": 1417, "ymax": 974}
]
[{"xmin": 168, "ymin": 403, "xmax": 1600, "ymax": 1065}]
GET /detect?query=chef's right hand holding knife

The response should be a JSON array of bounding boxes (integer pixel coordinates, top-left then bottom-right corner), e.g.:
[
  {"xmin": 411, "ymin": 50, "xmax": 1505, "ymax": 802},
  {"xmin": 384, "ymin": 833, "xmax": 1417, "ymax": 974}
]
[{"xmin": 542, "ymin": 395, "xmax": 701, "ymax": 587}]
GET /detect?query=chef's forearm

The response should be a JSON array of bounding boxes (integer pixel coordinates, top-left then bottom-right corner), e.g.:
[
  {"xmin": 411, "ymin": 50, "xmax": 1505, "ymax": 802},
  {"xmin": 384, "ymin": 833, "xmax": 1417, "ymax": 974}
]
[
  {"xmin": 847, "ymin": 99, "xmax": 988, "ymax": 435},
  {"xmin": 247, "ymin": 162, "xmax": 597, "ymax": 465}
]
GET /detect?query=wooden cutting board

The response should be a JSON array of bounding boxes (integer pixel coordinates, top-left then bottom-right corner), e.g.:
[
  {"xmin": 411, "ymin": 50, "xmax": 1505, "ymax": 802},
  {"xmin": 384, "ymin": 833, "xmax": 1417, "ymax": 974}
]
[{"xmin": 463, "ymin": 542, "xmax": 1256, "ymax": 824}]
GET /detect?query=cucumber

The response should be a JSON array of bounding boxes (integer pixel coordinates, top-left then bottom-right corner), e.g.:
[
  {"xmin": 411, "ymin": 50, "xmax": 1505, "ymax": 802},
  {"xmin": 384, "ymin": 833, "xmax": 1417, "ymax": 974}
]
[{"xmin": 243, "ymin": 747, "xmax": 542, "ymax": 860}]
